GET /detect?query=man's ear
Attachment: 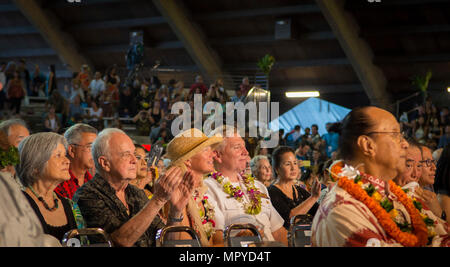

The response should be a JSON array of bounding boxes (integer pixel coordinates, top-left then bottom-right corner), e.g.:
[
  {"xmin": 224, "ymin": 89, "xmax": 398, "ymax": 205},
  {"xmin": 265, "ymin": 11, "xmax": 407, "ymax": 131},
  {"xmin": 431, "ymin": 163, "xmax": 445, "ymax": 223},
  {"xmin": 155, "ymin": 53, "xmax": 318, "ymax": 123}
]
[
  {"xmin": 98, "ymin": 156, "xmax": 110, "ymax": 172},
  {"xmin": 67, "ymin": 144, "xmax": 76, "ymax": 159},
  {"xmin": 213, "ymin": 150, "xmax": 223, "ymax": 164},
  {"xmin": 357, "ymin": 135, "xmax": 376, "ymax": 158}
]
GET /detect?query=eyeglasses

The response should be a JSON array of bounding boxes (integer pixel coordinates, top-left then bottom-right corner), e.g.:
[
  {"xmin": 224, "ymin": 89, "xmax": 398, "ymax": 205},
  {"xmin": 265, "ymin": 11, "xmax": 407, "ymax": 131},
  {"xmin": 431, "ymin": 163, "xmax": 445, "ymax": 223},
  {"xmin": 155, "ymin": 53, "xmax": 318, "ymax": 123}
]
[
  {"xmin": 72, "ymin": 144, "xmax": 93, "ymax": 151},
  {"xmin": 419, "ymin": 159, "xmax": 437, "ymax": 167},
  {"xmin": 365, "ymin": 131, "xmax": 407, "ymax": 143}
]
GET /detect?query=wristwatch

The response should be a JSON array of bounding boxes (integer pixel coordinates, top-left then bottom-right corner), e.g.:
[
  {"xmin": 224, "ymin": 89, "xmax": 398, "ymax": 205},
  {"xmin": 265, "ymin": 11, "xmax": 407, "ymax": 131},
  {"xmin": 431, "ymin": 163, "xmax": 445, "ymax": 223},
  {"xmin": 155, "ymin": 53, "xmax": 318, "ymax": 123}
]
[{"xmin": 168, "ymin": 214, "xmax": 184, "ymax": 223}]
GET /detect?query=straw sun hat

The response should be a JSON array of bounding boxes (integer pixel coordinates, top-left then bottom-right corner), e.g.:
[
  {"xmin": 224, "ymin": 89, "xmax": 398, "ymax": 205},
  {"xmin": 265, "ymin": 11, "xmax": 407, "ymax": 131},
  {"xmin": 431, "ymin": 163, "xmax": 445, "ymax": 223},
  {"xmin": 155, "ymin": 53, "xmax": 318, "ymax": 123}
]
[{"xmin": 166, "ymin": 128, "xmax": 223, "ymax": 172}]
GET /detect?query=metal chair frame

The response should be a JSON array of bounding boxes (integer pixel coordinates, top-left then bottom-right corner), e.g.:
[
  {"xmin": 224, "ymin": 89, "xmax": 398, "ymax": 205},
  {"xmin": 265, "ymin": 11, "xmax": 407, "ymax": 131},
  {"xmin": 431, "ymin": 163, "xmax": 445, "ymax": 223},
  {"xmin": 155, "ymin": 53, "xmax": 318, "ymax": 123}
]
[
  {"xmin": 156, "ymin": 226, "xmax": 202, "ymax": 247},
  {"xmin": 224, "ymin": 223, "xmax": 262, "ymax": 247},
  {"xmin": 288, "ymin": 214, "xmax": 313, "ymax": 247},
  {"xmin": 62, "ymin": 228, "xmax": 113, "ymax": 247}
]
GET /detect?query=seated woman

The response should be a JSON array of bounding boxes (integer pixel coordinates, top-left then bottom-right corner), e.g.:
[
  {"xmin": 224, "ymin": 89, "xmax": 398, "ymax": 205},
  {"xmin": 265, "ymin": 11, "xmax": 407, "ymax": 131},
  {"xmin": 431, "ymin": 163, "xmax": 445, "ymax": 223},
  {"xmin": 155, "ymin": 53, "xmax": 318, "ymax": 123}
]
[
  {"xmin": 129, "ymin": 144, "xmax": 154, "ymax": 199},
  {"xmin": 166, "ymin": 128, "xmax": 223, "ymax": 246},
  {"xmin": 17, "ymin": 133, "xmax": 80, "ymax": 243},
  {"xmin": 250, "ymin": 155, "xmax": 273, "ymax": 187},
  {"xmin": 268, "ymin": 146, "xmax": 321, "ymax": 230},
  {"xmin": 44, "ymin": 106, "xmax": 61, "ymax": 133}
]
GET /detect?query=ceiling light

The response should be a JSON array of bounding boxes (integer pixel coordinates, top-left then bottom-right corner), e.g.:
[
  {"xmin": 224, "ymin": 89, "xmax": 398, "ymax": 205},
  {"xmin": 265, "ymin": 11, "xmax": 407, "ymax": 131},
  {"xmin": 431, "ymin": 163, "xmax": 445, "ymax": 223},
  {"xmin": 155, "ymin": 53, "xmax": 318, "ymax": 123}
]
[{"xmin": 286, "ymin": 91, "xmax": 320, "ymax": 98}]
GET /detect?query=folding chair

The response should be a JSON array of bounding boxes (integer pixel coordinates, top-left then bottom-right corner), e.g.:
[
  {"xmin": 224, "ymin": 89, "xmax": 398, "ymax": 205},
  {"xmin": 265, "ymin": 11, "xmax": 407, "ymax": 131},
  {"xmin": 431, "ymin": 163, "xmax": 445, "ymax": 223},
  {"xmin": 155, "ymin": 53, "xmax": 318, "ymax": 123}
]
[
  {"xmin": 156, "ymin": 226, "xmax": 202, "ymax": 247},
  {"xmin": 224, "ymin": 223, "xmax": 262, "ymax": 247},
  {"xmin": 288, "ymin": 214, "xmax": 314, "ymax": 247},
  {"xmin": 61, "ymin": 228, "xmax": 113, "ymax": 247}
]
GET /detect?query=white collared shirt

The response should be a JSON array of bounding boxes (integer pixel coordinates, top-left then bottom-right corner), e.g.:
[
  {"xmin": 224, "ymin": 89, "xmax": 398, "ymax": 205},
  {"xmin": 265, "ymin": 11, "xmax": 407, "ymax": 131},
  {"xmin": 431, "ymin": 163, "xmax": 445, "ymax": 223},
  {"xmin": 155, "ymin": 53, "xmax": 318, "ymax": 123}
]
[{"xmin": 204, "ymin": 174, "xmax": 284, "ymax": 241}]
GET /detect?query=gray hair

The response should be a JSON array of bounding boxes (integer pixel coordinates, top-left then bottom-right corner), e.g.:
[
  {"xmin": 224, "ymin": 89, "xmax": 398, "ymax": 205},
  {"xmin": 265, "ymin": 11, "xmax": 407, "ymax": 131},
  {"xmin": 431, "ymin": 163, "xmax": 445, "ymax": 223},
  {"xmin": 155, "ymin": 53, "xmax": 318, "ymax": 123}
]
[
  {"xmin": 17, "ymin": 133, "xmax": 68, "ymax": 187},
  {"xmin": 250, "ymin": 155, "xmax": 269, "ymax": 176},
  {"xmin": 64, "ymin": 123, "xmax": 98, "ymax": 145},
  {"xmin": 209, "ymin": 125, "xmax": 240, "ymax": 152},
  {"xmin": 92, "ymin": 128, "xmax": 127, "ymax": 172},
  {"xmin": 0, "ymin": 119, "xmax": 29, "ymax": 136}
]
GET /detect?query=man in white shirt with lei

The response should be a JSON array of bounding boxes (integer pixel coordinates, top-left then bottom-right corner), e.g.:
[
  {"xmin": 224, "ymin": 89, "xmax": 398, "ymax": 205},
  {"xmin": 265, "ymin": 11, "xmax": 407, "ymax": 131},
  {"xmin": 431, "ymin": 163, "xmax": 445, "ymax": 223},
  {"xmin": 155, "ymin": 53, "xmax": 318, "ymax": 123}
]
[{"xmin": 204, "ymin": 125, "xmax": 287, "ymax": 246}]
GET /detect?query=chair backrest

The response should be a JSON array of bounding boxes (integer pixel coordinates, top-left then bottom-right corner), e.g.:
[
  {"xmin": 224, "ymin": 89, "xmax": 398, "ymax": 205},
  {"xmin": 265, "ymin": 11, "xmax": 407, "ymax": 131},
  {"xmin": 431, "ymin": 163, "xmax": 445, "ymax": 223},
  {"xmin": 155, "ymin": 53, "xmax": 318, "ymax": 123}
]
[
  {"xmin": 156, "ymin": 226, "xmax": 201, "ymax": 247},
  {"xmin": 288, "ymin": 214, "xmax": 313, "ymax": 247},
  {"xmin": 224, "ymin": 223, "xmax": 262, "ymax": 247},
  {"xmin": 61, "ymin": 228, "xmax": 113, "ymax": 247}
]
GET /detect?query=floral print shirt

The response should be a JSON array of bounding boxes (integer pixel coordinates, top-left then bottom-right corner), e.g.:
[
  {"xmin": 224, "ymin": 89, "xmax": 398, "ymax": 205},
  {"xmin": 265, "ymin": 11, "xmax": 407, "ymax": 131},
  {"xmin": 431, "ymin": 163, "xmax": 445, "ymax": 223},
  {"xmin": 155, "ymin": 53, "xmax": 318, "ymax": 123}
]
[{"xmin": 73, "ymin": 174, "xmax": 165, "ymax": 247}]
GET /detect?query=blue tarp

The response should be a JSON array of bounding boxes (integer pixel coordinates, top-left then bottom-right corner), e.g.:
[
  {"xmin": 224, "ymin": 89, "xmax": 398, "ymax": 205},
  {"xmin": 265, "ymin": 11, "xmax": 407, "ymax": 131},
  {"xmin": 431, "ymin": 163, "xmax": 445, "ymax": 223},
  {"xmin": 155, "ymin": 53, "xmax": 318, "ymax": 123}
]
[{"xmin": 270, "ymin": 98, "xmax": 351, "ymax": 136}]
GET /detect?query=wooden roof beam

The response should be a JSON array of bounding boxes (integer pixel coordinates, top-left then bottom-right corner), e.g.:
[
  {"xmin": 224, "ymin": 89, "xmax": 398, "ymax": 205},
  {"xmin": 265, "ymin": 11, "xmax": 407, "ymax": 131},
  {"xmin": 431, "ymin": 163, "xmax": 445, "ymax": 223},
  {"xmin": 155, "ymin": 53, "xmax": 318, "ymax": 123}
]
[
  {"xmin": 152, "ymin": 0, "xmax": 228, "ymax": 82},
  {"xmin": 315, "ymin": 0, "xmax": 393, "ymax": 110},
  {"xmin": 12, "ymin": 0, "xmax": 94, "ymax": 72}
]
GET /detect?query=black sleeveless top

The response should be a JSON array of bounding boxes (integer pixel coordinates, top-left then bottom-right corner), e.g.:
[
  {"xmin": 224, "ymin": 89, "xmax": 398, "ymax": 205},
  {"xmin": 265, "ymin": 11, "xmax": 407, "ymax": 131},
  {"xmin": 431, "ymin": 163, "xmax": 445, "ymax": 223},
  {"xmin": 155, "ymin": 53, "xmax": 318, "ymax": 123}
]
[{"xmin": 23, "ymin": 192, "xmax": 77, "ymax": 243}]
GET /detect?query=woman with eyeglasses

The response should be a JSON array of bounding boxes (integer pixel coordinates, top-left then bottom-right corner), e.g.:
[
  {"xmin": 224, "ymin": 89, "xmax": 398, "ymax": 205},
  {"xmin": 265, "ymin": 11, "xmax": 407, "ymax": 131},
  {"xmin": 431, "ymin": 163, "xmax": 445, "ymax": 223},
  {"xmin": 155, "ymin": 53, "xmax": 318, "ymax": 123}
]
[{"xmin": 129, "ymin": 144, "xmax": 154, "ymax": 199}]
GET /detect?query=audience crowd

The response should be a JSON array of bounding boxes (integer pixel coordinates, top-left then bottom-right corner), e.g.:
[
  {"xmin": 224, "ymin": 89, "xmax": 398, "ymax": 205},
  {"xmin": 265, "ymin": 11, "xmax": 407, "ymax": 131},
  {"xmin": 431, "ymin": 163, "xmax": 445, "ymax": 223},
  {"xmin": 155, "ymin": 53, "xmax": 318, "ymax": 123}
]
[{"xmin": 0, "ymin": 59, "xmax": 448, "ymax": 247}]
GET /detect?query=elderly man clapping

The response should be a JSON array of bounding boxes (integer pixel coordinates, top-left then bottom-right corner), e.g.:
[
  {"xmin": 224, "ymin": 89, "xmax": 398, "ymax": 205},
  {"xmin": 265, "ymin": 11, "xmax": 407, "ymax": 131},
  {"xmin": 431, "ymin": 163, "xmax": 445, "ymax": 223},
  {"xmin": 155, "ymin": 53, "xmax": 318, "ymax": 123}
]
[{"xmin": 74, "ymin": 128, "xmax": 195, "ymax": 247}]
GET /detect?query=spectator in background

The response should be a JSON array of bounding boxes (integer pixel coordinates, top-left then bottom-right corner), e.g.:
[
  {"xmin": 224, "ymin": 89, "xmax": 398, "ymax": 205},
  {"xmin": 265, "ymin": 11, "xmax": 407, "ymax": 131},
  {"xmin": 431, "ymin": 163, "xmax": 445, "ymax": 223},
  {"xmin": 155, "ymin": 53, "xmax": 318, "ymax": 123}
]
[
  {"xmin": 55, "ymin": 124, "xmax": 97, "ymax": 200},
  {"xmin": 434, "ymin": 145, "xmax": 450, "ymax": 223},
  {"xmin": 239, "ymin": 76, "xmax": 252, "ymax": 97},
  {"xmin": 136, "ymin": 81, "xmax": 151, "ymax": 112},
  {"xmin": 132, "ymin": 110, "xmax": 155, "ymax": 137},
  {"xmin": 68, "ymin": 95, "xmax": 85, "ymax": 125},
  {"xmin": 6, "ymin": 71, "xmax": 26, "ymax": 116},
  {"xmin": 17, "ymin": 59, "xmax": 30, "ymax": 96},
  {"xmin": 150, "ymin": 100, "xmax": 164, "ymax": 125},
  {"xmin": 189, "ymin": 75, "xmax": 208, "ymax": 98},
  {"xmin": 440, "ymin": 107, "xmax": 449, "ymax": 126},
  {"xmin": 322, "ymin": 122, "xmax": 340, "ymax": 158},
  {"xmin": 46, "ymin": 64, "xmax": 57, "ymax": 97},
  {"xmin": 171, "ymin": 81, "xmax": 187, "ymax": 102},
  {"xmin": 119, "ymin": 86, "xmax": 135, "ymax": 117},
  {"xmin": 286, "ymin": 125, "xmax": 301, "ymax": 148},
  {"xmin": 31, "ymin": 64, "xmax": 46, "ymax": 97},
  {"xmin": 104, "ymin": 66, "xmax": 120, "ymax": 116},
  {"xmin": 86, "ymin": 100, "xmax": 103, "ymax": 130},
  {"xmin": 231, "ymin": 88, "xmax": 244, "ymax": 103},
  {"xmin": 250, "ymin": 155, "xmax": 273, "ymax": 187},
  {"xmin": 414, "ymin": 116, "xmax": 427, "ymax": 144},
  {"xmin": 438, "ymin": 125, "xmax": 450, "ymax": 149},
  {"xmin": 77, "ymin": 65, "xmax": 91, "ymax": 95},
  {"xmin": 0, "ymin": 118, "xmax": 30, "ymax": 148},
  {"xmin": 71, "ymin": 77, "xmax": 85, "ymax": 103},
  {"xmin": 158, "ymin": 85, "xmax": 170, "ymax": 114},
  {"xmin": 89, "ymin": 71, "xmax": 105, "ymax": 100},
  {"xmin": 150, "ymin": 120, "xmax": 168, "ymax": 144},
  {"xmin": 310, "ymin": 124, "xmax": 321, "ymax": 145},
  {"xmin": 44, "ymin": 106, "xmax": 61, "ymax": 133}
]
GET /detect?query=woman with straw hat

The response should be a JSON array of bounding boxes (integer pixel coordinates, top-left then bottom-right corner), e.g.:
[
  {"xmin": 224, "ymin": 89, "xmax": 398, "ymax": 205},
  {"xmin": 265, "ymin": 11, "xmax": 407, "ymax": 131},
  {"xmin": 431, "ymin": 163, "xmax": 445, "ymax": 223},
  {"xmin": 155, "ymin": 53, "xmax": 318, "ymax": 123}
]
[{"xmin": 166, "ymin": 128, "xmax": 223, "ymax": 246}]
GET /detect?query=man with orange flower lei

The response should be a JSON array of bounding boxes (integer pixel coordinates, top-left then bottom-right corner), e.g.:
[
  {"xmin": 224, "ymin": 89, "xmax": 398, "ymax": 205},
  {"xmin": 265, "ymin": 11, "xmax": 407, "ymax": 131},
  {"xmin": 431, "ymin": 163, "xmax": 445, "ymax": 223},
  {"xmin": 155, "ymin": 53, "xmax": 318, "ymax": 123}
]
[
  {"xmin": 311, "ymin": 106, "xmax": 449, "ymax": 247},
  {"xmin": 204, "ymin": 125, "xmax": 287, "ymax": 246}
]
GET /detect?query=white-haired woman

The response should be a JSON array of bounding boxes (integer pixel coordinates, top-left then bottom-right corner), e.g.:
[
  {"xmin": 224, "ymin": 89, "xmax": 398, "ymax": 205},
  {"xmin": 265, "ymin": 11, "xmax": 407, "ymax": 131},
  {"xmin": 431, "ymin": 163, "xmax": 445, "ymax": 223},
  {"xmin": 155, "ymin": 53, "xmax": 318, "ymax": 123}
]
[
  {"xmin": 250, "ymin": 155, "xmax": 273, "ymax": 187},
  {"xmin": 17, "ymin": 133, "xmax": 80, "ymax": 243},
  {"xmin": 166, "ymin": 128, "xmax": 222, "ymax": 246}
]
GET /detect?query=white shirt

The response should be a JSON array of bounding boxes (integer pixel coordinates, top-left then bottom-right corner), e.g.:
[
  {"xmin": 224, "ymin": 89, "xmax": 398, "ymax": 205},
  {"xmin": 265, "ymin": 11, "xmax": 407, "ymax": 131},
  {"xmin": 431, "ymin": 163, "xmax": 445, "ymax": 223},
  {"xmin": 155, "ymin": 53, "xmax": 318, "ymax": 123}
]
[
  {"xmin": 204, "ymin": 174, "xmax": 284, "ymax": 241},
  {"xmin": 89, "ymin": 107, "xmax": 103, "ymax": 121},
  {"xmin": 89, "ymin": 79, "xmax": 106, "ymax": 98}
]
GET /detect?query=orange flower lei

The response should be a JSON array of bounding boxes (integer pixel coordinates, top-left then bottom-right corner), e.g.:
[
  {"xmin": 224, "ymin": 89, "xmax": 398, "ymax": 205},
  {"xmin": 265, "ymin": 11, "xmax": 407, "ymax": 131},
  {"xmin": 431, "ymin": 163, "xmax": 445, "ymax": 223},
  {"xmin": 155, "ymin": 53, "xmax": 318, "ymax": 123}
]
[{"xmin": 333, "ymin": 162, "xmax": 428, "ymax": 247}]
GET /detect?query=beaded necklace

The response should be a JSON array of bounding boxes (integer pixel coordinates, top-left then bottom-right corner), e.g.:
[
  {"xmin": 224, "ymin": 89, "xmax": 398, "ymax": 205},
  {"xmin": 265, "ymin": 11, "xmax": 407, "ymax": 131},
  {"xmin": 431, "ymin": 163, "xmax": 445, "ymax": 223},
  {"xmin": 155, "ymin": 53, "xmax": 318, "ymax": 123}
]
[{"xmin": 28, "ymin": 186, "xmax": 59, "ymax": 212}]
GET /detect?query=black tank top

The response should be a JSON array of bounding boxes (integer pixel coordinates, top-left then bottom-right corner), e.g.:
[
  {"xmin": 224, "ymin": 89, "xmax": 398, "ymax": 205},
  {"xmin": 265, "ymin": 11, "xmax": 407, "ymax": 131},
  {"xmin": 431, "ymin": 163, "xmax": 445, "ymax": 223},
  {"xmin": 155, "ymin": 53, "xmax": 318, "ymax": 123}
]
[{"xmin": 23, "ymin": 192, "xmax": 77, "ymax": 243}]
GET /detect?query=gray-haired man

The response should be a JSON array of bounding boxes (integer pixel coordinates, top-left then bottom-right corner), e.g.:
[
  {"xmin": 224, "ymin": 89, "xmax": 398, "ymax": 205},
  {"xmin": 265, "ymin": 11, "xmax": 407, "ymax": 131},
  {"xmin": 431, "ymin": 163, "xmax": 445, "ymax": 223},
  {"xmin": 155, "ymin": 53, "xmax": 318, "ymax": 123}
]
[
  {"xmin": 55, "ymin": 123, "xmax": 98, "ymax": 199},
  {"xmin": 0, "ymin": 119, "xmax": 30, "ymax": 148},
  {"xmin": 74, "ymin": 128, "xmax": 195, "ymax": 247}
]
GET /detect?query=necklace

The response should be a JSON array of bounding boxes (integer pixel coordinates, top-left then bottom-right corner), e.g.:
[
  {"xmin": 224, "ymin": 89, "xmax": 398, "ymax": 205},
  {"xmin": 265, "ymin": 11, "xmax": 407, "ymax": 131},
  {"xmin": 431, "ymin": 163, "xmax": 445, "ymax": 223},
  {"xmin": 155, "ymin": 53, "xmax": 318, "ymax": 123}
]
[
  {"xmin": 28, "ymin": 186, "xmax": 59, "ymax": 212},
  {"xmin": 329, "ymin": 161, "xmax": 428, "ymax": 247},
  {"xmin": 210, "ymin": 172, "xmax": 268, "ymax": 215}
]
